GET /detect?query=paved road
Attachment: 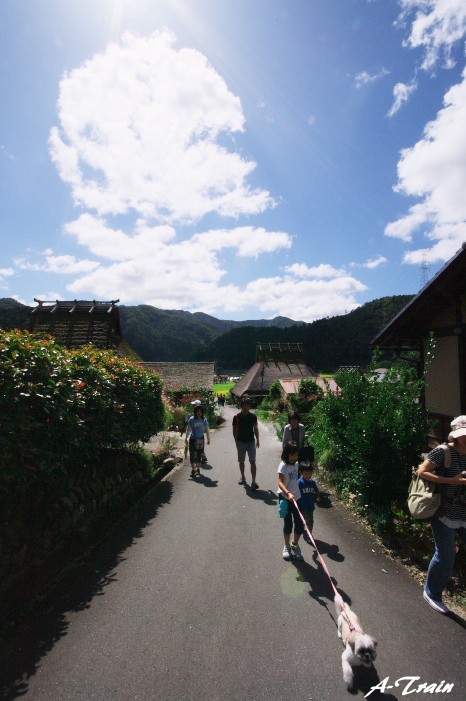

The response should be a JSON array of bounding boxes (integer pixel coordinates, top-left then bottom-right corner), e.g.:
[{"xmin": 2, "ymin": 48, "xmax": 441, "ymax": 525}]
[{"xmin": 1, "ymin": 406, "xmax": 466, "ymax": 701}]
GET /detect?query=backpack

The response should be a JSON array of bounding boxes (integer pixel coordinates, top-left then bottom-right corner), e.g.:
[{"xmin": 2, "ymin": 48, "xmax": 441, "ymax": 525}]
[{"xmin": 407, "ymin": 444, "xmax": 450, "ymax": 520}]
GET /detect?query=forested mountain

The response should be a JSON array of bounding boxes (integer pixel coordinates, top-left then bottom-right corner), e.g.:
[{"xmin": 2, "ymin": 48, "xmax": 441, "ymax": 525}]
[
  {"xmin": 0, "ymin": 296, "xmax": 412, "ymax": 370},
  {"xmin": 191, "ymin": 312, "xmax": 304, "ymax": 332},
  {"xmin": 0, "ymin": 298, "xmax": 33, "ymax": 331},
  {"xmin": 188, "ymin": 296, "xmax": 414, "ymax": 373},
  {"xmin": 302, "ymin": 295, "xmax": 414, "ymax": 372},
  {"xmin": 0, "ymin": 299, "xmax": 302, "ymax": 362}
]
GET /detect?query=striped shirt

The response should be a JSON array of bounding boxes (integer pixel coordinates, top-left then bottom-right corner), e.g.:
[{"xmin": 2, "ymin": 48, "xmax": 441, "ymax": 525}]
[{"xmin": 428, "ymin": 444, "xmax": 466, "ymax": 528}]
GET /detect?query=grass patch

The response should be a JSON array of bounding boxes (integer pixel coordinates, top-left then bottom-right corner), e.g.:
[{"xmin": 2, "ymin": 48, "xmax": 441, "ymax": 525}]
[{"xmin": 214, "ymin": 382, "xmax": 235, "ymax": 395}]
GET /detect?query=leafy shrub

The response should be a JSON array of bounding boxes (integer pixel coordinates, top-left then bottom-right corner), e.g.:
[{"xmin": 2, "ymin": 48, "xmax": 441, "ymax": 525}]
[
  {"xmin": 308, "ymin": 360, "xmax": 430, "ymax": 533},
  {"xmin": 0, "ymin": 330, "xmax": 165, "ymax": 479},
  {"xmin": 163, "ymin": 385, "xmax": 219, "ymax": 427}
]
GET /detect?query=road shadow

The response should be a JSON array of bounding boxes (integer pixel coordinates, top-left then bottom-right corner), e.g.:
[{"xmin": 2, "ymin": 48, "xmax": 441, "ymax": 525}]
[
  {"xmin": 346, "ymin": 665, "xmax": 399, "ymax": 700},
  {"xmin": 311, "ymin": 538, "xmax": 345, "ymax": 563},
  {"xmin": 0, "ymin": 481, "xmax": 174, "ymax": 701},
  {"xmin": 290, "ymin": 555, "xmax": 347, "ymax": 612},
  {"xmin": 245, "ymin": 487, "xmax": 278, "ymax": 506},
  {"xmin": 193, "ymin": 472, "xmax": 218, "ymax": 488},
  {"xmin": 316, "ymin": 491, "xmax": 333, "ymax": 509}
]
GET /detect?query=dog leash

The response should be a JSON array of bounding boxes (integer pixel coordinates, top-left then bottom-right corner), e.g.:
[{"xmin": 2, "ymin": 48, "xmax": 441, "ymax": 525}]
[{"xmin": 290, "ymin": 496, "xmax": 363, "ymax": 635}]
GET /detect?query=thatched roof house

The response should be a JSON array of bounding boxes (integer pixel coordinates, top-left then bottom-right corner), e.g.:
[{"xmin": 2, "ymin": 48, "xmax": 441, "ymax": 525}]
[
  {"xmin": 232, "ymin": 342, "xmax": 318, "ymax": 400},
  {"xmin": 27, "ymin": 299, "xmax": 140, "ymax": 359},
  {"xmin": 138, "ymin": 362, "xmax": 215, "ymax": 389}
]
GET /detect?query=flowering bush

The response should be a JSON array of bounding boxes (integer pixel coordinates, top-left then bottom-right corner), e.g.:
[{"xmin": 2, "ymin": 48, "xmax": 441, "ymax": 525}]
[
  {"xmin": 163, "ymin": 385, "xmax": 218, "ymax": 428},
  {"xmin": 0, "ymin": 330, "xmax": 165, "ymax": 478}
]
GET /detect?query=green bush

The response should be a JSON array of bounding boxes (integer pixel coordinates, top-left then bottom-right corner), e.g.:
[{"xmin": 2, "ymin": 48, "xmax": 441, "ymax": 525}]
[
  {"xmin": 163, "ymin": 385, "xmax": 218, "ymax": 427},
  {"xmin": 0, "ymin": 330, "xmax": 165, "ymax": 479},
  {"xmin": 308, "ymin": 361, "xmax": 430, "ymax": 533}
]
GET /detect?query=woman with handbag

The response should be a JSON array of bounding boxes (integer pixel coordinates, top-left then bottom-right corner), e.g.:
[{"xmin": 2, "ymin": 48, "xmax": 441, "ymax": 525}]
[
  {"xmin": 185, "ymin": 404, "xmax": 210, "ymax": 477},
  {"xmin": 418, "ymin": 415, "xmax": 466, "ymax": 613}
]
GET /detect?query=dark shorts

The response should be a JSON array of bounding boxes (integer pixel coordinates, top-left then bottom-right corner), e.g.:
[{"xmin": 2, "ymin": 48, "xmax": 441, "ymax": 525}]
[
  {"xmin": 279, "ymin": 496, "xmax": 304, "ymax": 536},
  {"xmin": 302, "ymin": 509, "xmax": 314, "ymax": 531},
  {"xmin": 189, "ymin": 436, "xmax": 204, "ymax": 463},
  {"xmin": 236, "ymin": 440, "xmax": 256, "ymax": 463}
]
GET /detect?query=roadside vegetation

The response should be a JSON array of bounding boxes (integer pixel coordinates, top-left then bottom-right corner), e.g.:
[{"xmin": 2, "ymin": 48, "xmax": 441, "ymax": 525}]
[{"xmin": 256, "ymin": 348, "xmax": 465, "ymax": 603}]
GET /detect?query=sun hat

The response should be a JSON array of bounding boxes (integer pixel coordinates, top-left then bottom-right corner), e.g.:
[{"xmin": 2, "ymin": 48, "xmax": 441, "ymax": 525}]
[
  {"xmin": 449, "ymin": 415, "xmax": 466, "ymax": 439},
  {"xmin": 191, "ymin": 399, "xmax": 202, "ymax": 405}
]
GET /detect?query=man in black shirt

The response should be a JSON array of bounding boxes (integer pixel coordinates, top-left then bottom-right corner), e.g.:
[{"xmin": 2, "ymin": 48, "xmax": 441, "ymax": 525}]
[{"xmin": 232, "ymin": 396, "xmax": 260, "ymax": 490}]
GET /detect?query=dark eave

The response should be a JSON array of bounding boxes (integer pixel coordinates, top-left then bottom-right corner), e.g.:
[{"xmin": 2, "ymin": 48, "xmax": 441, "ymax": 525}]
[{"xmin": 371, "ymin": 243, "xmax": 466, "ymax": 348}]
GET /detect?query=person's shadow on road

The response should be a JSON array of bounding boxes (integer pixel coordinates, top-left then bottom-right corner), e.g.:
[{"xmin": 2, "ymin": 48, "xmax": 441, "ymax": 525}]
[
  {"xmin": 191, "ymin": 473, "xmax": 218, "ymax": 487},
  {"xmin": 244, "ymin": 487, "xmax": 277, "ymax": 506}
]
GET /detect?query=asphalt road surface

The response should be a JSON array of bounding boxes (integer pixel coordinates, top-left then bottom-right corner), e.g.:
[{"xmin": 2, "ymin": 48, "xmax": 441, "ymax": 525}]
[{"xmin": 1, "ymin": 405, "xmax": 466, "ymax": 701}]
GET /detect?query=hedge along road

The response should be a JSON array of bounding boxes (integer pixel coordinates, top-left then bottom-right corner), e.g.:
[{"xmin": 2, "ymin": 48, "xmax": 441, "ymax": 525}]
[{"xmin": 2, "ymin": 406, "xmax": 466, "ymax": 701}]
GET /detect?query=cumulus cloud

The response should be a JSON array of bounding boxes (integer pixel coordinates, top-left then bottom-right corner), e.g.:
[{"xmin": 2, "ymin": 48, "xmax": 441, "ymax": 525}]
[
  {"xmin": 350, "ymin": 255, "xmax": 388, "ymax": 269},
  {"xmin": 385, "ymin": 67, "xmax": 466, "ymax": 262},
  {"xmin": 355, "ymin": 68, "xmax": 389, "ymax": 88},
  {"xmin": 397, "ymin": 0, "xmax": 466, "ymax": 71},
  {"xmin": 42, "ymin": 30, "xmax": 368, "ymax": 321},
  {"xmin": 387, "ymin": 80, "xmax": 418, "ymax": 116},
  {"xmin": 285, "ymin": 263, "xmax": 347, "ymax": 278},
  {"xmin": 49, "ymin": 30, "xmax": 274, "ymax": 223},
  {"xmin": 18, "ymin": 253, "xmax": 100, "ymax": 274},
  {"xmin": 0, "ymin": 267, "xmax": 14, "ymax": 289}
]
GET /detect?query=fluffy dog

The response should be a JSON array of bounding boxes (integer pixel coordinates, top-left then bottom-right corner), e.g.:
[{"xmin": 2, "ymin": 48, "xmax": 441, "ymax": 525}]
[{"xmin": 335, "ymin": 596, "xmax": 377, "ymax": 690}]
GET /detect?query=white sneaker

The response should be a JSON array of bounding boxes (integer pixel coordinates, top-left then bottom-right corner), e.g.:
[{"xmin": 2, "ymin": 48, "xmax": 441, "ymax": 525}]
[
  {"xmin": 423, "ymin": 590, "xmax": 449, "ymax": 614},
  {"xmin": 282, "ymin": 545, "xmax": 292, "ymax": 561}
]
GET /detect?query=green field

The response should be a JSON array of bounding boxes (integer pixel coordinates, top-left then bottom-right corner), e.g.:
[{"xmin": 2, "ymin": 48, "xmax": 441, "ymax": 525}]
[{"xmin": 214, "ymin": 382, "xmax": 235, "ymax": 395}]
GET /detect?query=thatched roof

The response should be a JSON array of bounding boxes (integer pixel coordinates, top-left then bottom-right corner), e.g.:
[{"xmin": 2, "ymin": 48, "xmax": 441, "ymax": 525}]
[
  {"xmin": 138, "ymin": 362, "xmax": 215, "ymax": 389},
  {"xmin": 27, "ymin": 299, "xmax": 141, "ymax": 360},
  {"xmin": 232, "ymin": 360, "xmax": 317, "ymax": 397}
]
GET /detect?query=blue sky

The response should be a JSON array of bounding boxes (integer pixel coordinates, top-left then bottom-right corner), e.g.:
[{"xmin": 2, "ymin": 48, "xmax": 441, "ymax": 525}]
[{"xmin": 1, "ymin": 0, "xmax": 466, "ymax": 321}]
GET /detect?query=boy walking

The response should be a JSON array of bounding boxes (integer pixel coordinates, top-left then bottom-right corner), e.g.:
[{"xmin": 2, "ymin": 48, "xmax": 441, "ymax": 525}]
[{"xmin": 298, "ymin": 461, "xmax": 320, "ymax": 543}]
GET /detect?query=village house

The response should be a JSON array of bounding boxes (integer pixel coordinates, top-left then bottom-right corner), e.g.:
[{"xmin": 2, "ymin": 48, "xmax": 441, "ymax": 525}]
[
  {"xmin": 27, "ymin": 299, "xmax": 140, "ymax": 359},
  {"xmin": 371, "ymin": 243, "xmax": 466, "ymax": 444},
  {"xmin": 231, "ymin": 341, "xmax": 318, "ymax": 404}
]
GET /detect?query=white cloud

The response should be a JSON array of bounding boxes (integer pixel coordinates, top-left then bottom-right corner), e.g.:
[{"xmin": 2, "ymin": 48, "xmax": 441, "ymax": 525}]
[
  {"xmin": 0, "ymin": 268, "xmax": 14, "ymax": 277},
  {"xmin": 350, "ymin": 255, "xmax": 388, "ymax": 269},
  {"xmin": 40, "ymin": 30, "xmax": 369, "ymax": 322},
  {"xmin": 386, "ymin": 67, "xmax": 466, "ymax": 262},
  {"xmin": 387, "ymin": 80, "xmax": 418, "ymax": 116},
  {"xmin": 285, "ymin": 263, "xmax": 347, "ymax": 279},
  {"xmin": 49, "ymin": 30, "xmax": 274, "ymax": 224},
  {"xmin": 397, "ymin": 0, "xmax": 466, "ymax": 71},
  {"xmin": 355, "ymin": 68, "xmax": 389, "ymax": 88},
  {"xmin": 17, "ymin": 253, "xmax": 100, "ymax": 274}
]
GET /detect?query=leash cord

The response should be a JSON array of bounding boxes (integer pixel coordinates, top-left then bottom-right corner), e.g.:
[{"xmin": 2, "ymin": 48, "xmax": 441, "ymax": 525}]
[{"xmin": 290, "ymin": 496, "xmax": 363, "ymax": 635}]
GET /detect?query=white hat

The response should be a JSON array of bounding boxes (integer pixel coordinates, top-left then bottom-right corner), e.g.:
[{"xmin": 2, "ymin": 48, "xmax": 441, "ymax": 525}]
[
  {"xmin": 449, "ymin": 415, "xmax": 466, "ymax": 439},
  {"xmin": 191, "ymin": 399, "xmax": 202, "ymax": 405}
]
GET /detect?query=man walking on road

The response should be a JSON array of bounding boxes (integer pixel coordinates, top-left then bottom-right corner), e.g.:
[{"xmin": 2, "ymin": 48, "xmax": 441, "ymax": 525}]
[{"xmin": 233, "ymin": 396, "xmax": 260, "ymax": 490}]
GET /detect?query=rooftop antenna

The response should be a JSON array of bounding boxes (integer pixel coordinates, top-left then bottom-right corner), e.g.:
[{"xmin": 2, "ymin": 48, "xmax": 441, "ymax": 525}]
[{"xmin": 419, "ymin": 251, "xmax": 430, "ymax": 290}]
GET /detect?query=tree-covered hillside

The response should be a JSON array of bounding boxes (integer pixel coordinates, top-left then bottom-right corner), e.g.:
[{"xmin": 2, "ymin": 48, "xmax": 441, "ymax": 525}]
[
  {"xmin": 118, "ymin": 305, "xmax": 219, "ymax": 361},
  {"xmin": 0, "ymin": 298, "xmax": 33, "ymax": 331},
  {"xmin": 0, "ymin": 296, "xmax": 412, "ymax": 369},
  {"xmin": 188, "ymin": 324, "xmax": 306, "ymax": 371},
  {"xmin": 188, "ymin": 296, "xmax": 414, "ymax": 373},
  {"xmin": 302, "ymin": 295, "xmax": 414, "ymax": 372}
]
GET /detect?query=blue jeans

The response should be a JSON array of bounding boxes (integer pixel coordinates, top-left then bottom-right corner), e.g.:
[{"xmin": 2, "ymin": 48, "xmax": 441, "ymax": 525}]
[{"xmin": 425, "ymin": 519, "xmax": 466, "ymax": 602}]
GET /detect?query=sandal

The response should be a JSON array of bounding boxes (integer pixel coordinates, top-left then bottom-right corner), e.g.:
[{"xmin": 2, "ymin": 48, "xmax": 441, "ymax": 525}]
[{"xmin": 195, "ymin": 468, "xmax": 201, "ymax": 477}]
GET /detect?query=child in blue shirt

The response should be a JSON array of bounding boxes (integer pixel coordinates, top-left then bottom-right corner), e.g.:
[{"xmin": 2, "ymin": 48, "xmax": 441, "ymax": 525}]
[{"xmin": 298, "ymin": 461, "xmax": 320, "ymax": 543}]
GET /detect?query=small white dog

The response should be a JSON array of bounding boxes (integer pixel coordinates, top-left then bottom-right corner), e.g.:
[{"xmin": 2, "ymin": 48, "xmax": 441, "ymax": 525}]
[{"xmin": 335, "ymin": 596, "xmax": 378, "ymax": 690}]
